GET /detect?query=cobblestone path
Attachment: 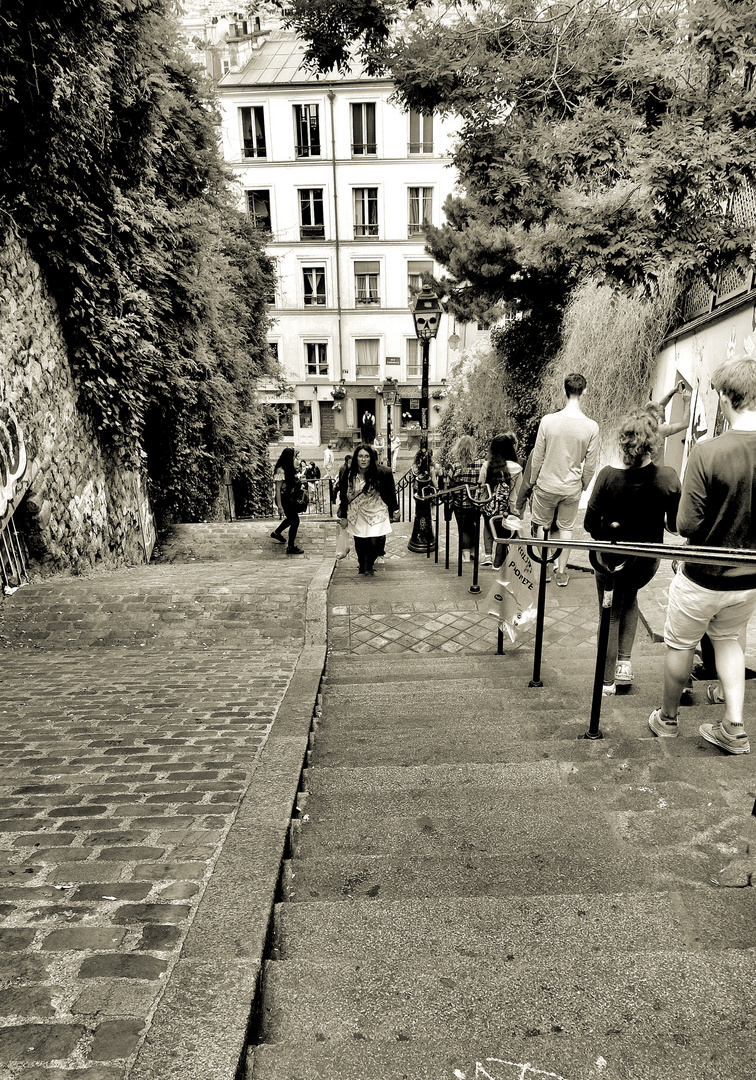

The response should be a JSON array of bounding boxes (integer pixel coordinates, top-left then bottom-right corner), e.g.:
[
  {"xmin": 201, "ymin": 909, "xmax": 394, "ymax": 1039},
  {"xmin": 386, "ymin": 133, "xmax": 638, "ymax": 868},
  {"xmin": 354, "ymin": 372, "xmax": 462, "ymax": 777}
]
[{"xmin": 0, "ymin": 520, "xmax": 333, "ymax": 1079}]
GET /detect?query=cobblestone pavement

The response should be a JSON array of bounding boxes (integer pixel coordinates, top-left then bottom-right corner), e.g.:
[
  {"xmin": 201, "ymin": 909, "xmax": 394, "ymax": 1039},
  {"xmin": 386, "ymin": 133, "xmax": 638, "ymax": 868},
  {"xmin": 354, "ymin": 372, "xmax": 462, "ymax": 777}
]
[{"xmin": 0, "ymin": 520, "xmax": 334, "ymax": 1080}]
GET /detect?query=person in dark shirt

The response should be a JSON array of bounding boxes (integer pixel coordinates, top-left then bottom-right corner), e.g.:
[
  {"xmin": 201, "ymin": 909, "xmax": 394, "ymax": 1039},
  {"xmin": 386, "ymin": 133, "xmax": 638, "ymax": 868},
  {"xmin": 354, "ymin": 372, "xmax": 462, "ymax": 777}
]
[
  {"xmin": 584, "ymin": 411, "xmax": 680, "ymax": 695},
  {"xmin": 649, "ymin": 354, "xmax": 756, "ymax": 753}
]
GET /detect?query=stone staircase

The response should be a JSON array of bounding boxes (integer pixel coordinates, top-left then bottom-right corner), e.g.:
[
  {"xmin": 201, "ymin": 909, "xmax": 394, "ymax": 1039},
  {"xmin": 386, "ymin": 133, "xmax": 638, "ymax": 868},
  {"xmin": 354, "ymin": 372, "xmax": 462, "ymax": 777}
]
[{"xmin": 245, "ymin": 632, "xmax": 756, "ymax": 1080}]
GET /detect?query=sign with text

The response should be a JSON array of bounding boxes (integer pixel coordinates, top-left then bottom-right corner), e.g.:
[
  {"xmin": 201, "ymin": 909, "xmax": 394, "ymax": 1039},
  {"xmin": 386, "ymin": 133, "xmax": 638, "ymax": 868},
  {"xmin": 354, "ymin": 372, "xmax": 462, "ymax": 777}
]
[{"xmin": 385, "ymin": 356, "xmax": 400, "ymax": 365}]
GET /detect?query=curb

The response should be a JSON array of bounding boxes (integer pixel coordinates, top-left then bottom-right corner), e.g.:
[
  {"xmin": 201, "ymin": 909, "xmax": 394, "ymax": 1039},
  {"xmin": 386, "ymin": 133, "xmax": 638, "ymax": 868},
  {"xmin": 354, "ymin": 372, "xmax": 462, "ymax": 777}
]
[{"xmin": 128, "ymin": 551, "xmax": 335, "ymax": 1080}]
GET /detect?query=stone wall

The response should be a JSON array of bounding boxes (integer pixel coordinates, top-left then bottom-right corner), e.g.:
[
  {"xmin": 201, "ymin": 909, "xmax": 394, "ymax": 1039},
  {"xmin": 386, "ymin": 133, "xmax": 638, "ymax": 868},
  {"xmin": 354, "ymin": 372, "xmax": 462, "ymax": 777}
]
[{"xmin": 0, "ymin": 228, "xmax": 155, "ymax": 577}]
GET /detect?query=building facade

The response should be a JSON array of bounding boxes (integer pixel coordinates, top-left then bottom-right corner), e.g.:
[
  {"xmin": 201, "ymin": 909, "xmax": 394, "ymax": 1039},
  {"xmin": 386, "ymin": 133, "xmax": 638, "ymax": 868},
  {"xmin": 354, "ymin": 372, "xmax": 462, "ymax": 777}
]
[{"xmin": 216, "ymin": 30, "xmax": 477, "ymax": 452}]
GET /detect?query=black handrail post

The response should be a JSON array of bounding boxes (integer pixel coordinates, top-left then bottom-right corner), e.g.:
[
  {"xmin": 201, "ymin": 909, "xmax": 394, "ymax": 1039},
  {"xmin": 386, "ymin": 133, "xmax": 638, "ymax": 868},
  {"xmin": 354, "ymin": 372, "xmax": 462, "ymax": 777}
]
[
  {"xmin": 433, "ymin": 494, "xmax": 439, "ymax": 561},
  {"xmin": 469, "ymin": 511, "xmax": 482, "ymax": 594},
  {"xmin": 583, "ymin": 576, "xmax": 613, "ymax": 740},
  {"xmin": 497, "ymin": 626, "xmax": 504, "ymax": 655},
  {"xmin": 457, "ymin": 513, "xmax": 463, "ymax": 577},
  {"xmin": 528, "ymin": 529, "xmax": 561, "ymax": 689},
  {"xmin": 445, "ymin": 498, "xmax": 451, "ymax": 571}
]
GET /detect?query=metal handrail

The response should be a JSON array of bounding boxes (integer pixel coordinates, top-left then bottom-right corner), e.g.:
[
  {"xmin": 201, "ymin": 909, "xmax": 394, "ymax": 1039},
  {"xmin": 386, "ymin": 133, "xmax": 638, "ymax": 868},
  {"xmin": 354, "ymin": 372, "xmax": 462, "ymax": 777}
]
[{"xmin": 409, "ymin": 483, "xmax": 756, "ymax": 739}]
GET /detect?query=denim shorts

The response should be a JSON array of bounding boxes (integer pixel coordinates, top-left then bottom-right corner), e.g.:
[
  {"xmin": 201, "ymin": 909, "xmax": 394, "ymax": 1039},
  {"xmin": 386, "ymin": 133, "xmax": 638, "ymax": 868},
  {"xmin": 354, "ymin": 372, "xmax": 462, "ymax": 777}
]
[{"xmin": 664, "ymin": 568, "xmax": 756, "ymax": 650}]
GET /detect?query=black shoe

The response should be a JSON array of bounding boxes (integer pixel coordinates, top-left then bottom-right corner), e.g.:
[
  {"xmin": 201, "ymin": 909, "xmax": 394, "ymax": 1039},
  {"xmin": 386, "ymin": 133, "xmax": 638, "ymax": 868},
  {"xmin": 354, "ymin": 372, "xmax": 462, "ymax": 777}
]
[
  {"xmin": 286, "ymin": 545, "xmax": 304, "ymax": 555},
  {"xmin": 271, "ymin": 531, "xmax": 285, "ymax": 543}
]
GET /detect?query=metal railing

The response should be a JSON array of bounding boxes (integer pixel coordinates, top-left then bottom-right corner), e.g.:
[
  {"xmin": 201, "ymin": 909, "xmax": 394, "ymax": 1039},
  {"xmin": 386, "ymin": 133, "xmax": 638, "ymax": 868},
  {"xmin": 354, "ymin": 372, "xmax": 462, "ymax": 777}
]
[
  {"xmin": 0, "ymin": 514, "xmax": 30, "ymax": 594},
  {"xmin": 413, "ymin": 483, "xmax": 756, "ymax": 741}
]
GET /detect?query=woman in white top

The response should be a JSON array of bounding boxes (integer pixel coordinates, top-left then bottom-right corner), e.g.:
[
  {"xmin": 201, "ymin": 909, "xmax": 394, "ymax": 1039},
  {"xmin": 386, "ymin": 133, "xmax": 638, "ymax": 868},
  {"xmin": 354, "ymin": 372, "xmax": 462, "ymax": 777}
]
[
  {"xmin": 337, "ymin": 443, "xmax": 397, "ymax": 575},
  {"xmin": 479, "ymin": 432, "xmax": 522, "ymax": 568}
]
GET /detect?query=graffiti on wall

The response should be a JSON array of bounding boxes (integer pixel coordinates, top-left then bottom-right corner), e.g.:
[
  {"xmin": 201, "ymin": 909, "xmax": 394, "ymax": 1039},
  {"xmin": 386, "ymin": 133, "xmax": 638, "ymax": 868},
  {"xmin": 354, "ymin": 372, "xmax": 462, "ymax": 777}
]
[{"xmin": 0, "ymin": 400, "xmax": 28, "ymax": 531}]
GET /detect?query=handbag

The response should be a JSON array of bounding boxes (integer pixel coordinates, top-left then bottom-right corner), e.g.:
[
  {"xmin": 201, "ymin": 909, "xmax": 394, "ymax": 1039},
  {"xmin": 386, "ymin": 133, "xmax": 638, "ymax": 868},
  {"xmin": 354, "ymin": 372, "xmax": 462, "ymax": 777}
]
[
  {"xmin": 292, "ymin": 481, "xmax": 309, "ymax": 512},
  {"xmin": 335, "ymin": 528, "xmax": 350, "ymax": 560}
]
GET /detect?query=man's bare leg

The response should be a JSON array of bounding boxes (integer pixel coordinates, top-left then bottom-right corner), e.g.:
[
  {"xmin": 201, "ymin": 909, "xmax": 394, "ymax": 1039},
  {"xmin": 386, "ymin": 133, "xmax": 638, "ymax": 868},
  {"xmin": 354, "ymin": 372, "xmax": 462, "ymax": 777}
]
[
  {"xmin": 663, "ymin": 645, "xmax": 695, "ymax": 719},
  {"xmin": 711, "ymin": 637, "xmax": 747, "ymax": 732}
]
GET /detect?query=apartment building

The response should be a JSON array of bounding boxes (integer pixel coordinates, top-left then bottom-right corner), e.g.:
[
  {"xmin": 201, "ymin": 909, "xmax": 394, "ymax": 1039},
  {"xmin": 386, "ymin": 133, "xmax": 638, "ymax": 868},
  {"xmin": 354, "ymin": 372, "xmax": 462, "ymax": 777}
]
[{"xmin": 217, "ymin": 30, "xmax": 473, "ymax": 451}]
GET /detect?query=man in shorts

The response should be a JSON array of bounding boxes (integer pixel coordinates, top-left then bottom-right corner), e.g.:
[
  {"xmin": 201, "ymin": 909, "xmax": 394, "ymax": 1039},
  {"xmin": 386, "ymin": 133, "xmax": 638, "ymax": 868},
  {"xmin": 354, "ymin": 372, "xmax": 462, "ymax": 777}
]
[
  {"xmin": 648, "ymin": 353, "xmax": 756, "ymax": 754},
  {"xmin": 528, "ymin": 373, "xmax": 599, "ymax": 587}
]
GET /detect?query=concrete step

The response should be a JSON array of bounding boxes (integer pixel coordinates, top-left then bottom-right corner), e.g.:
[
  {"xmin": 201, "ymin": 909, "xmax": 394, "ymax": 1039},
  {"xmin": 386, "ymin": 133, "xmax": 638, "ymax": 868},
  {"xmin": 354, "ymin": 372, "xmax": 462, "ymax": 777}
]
[
  {"xmin": 270, "ymin": 889, "xmax": 756, "ymax": 960},
  {"xmin": 249, "ymin": 1032, "xmax": 754, "ymax": 1080},
  {"xmin": 269, "ymin": 893, "xmax": 693, "ymax": 961},
  {"xmin": 308, "ymin": 722, "xmax": 729, "ymax": 768},
  {"xmin": 255, "ymin": 951, "xmax": 755, "ymax": 1045}
]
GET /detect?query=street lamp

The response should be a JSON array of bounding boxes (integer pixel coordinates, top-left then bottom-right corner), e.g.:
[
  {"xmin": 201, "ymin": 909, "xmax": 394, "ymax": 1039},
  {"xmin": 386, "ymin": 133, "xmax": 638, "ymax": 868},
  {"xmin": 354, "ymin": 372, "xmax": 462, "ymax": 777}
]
[
  {"xmin": 408, "ymin": 284, "xmax": 443, "ymax": 554},
  {"xmin": 381, "ymin": 377, "xmax": 398, "ymax": 471},
  {"xmin": 410, "ymin": 284, "xmax": 443, "ymax": 452}
]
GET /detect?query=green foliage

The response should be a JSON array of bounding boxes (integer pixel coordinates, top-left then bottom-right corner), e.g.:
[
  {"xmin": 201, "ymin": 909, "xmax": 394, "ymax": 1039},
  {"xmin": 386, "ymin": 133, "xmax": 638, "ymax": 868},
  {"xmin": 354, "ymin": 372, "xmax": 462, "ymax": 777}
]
[
  {"xmin": 0, "ymin": 0, "xmax": 280, "ymax": 524},
  {"xmin": 290, "ymin": 0, "xmax": 756, "ymax": 316},
  {"xmin": 536, "ymin": 269, "xmax": 682, "ymax": 451}
]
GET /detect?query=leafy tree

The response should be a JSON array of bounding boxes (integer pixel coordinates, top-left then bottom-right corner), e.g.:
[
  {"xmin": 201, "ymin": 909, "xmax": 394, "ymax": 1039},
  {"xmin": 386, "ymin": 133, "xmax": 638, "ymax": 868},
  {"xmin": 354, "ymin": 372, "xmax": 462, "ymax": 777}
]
[
  {"xmin": 282, "ymin": 0, "xmax": 756, "ymax": 313},
  {"xmin": 0, "ymin": 0, "xmax": 279, "ymax": 523}
]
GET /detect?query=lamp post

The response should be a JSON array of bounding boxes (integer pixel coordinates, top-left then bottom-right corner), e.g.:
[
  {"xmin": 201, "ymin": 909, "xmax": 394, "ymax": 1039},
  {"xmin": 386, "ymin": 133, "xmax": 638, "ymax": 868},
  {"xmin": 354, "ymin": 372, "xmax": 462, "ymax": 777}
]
[
  {"xmin": 407, "ymin": 284, "xmax": 443, "ymax": 553},
  {"xmin": 410, "ymin": 284, "xmax": 443, "ymax": 452},
  {"xmin": 381, "ymin": 377, "xmax": 397, "ymax": 471}
]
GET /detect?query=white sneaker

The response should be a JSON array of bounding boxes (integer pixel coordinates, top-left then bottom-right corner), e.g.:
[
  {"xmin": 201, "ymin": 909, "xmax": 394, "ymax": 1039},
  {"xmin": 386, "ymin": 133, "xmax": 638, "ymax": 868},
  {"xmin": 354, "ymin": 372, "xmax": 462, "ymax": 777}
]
[
  {"xmin": 461, "ymin": 549, "xmax": 471, "ymax": 563},
  {"xmin": 602, "ymin": 683, "xmax": 616, "ymax": 696},
  {"xmin": 615, "ymin": 660, "xmax": 634, "ymax": 685},
  {"xmin": 480, "ymin": 556, "xmax": 492, "ymax": 567}
]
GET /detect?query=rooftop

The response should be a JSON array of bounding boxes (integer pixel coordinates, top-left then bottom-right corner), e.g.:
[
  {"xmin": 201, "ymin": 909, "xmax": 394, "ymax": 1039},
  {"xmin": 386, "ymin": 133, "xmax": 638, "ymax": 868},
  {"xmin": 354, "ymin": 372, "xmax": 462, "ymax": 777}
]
[{"xmin": 218, "ymin": 30, "xmax": 382, "ymax": 88}]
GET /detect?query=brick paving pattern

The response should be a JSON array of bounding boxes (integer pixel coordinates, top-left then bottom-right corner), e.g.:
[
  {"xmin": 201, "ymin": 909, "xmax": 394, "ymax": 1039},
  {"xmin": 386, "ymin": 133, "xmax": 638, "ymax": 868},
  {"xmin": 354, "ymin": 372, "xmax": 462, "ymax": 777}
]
[{"xmin": 0, "ymin": 520, "xmax": 330, "ymax": 1079}]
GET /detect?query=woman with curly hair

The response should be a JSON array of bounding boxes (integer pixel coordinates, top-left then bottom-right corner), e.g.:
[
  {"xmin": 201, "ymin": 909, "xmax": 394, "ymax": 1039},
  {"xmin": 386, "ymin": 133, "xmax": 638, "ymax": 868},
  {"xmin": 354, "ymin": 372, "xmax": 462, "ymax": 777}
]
[
  {"xmin": 337, "ymin": 442, "xmax": 398, "ymax": 575},
  {"xmin": 584, "ymin": 410, "xmax": 681, "ymax": 695}
]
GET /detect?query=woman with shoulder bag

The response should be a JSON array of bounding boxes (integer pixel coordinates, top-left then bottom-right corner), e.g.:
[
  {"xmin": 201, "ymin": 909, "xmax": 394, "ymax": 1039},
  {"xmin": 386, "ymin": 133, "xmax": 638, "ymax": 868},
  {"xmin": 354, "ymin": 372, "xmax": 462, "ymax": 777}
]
[
  {"xmin": 337, "ymin": 443, "xmax": 397, "ymax": 575},
  {"xmin": 479, "ymin": 432, "xmax": 522, "ymax": 568},
  {"xmin": 271, "ymin": 446, "xmax": 305, "ymax": 554}
]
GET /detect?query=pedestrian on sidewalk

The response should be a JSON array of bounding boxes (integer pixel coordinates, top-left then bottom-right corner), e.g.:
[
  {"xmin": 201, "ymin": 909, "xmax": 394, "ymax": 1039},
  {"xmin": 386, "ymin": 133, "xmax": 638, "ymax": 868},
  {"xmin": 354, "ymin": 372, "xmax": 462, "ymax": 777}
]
[
  {"xmin": 337, "ymin": 443, "xmax": 398, "ymax": 575},
  {"xmin": 390, "ymin": 433, "xmax": 401, "ymax": 473},
  {"xmin": 649, "ymin": 354, "xmax": 756, "ymax": 753},
  {"xmin": 271, "ymin": 446, "xmax": 305, "ymax": 555},
  {"xmin": 447, "ymin": 435, "xmax": 484, "ymax": 563},
  {"xmin": 584, "ymin": 411, "xmax": 680, "ymax": 695},
  {"xmin": 528, "ymin": 373, "xmax": 599, "ymax": 587},
  {"xmin": 478, "ymin": 433, "xmax": 522, "ymax": 569}
]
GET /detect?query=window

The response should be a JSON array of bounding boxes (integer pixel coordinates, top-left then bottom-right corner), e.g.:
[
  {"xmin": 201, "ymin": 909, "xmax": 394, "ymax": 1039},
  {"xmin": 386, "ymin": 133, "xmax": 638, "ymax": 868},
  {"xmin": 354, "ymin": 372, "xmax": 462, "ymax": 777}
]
[
  {"xmin": 298, "ymin": 401, "xmax": 313, "ymax": 429},
  {"xmin": 408, "ymin": 187, "xmax": 433, "ymax": 236},
  {"xmin": 407, "ymin": 259, "xmax": 433, "ymax": 300},
  {"xmin": 401, "ymin": 398, "xmax": 422, "ymax": 426},
  {"xmin": 272, "ymin": 403, "xmax": 293, "ymax": 439},
  {"xmin": 351, "ymin": 103, "xmax": 376, "ymax": 155},
  {"xmin": 294, "ymin": 104, "xmax": 321, "ymax": 157},
  {"xmin": 409, "ymin": 110, "xmax": 433, "ymax": 154},
  {"xmin": 299, "ymin": 189, "xmax": 325, "ymax": 239},
  {"xmin": 246, "ymin": 190, "xmax": 271, "ymax": 231},
  {"xmin": 354, "ymin": 261, "xmax": 380, "ymax": 305},
  {"xmin": 303, "ymin": 267, "xmax": 326, "ymax": 306},
  {"xmin": 305, "ymin": 342, "xmax": 328, "ymax": 377},
  {"xmin": 353, "ymin": 188, "xmax": 378, "ymax": 238},
  {"xmin": 406, "ymin": 339, "xmax": 421, "ymax": 378},
  {"xmin": 240, "ymin": 106, "xmax": 266, "ymax": 158},
  {"xmin": 355, "ymin": 338, "xmax": 380, "ymax": 378},
  {"xmin": 268, "ymin": 342, "xmax": 279, "ymax": 361}
]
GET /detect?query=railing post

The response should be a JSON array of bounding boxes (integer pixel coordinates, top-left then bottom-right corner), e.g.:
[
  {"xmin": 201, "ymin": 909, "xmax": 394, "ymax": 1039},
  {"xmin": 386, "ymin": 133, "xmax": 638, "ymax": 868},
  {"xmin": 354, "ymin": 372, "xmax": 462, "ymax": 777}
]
[
  {"xmin": 434, "ymin": 485, "xmax": 440, "ymax": 564},
  {"xmin": 469, "ymin": 511, "xmax": 482, "ymax": 594},
  {"xmin": 583, "ymin": 578, "xmax": 613, "ymax": 740},
  {"xmin": 583, "ymin": 523, "xmax": 623, "ymax": 740},
  {"xmin": 527, "ymin": 529, "xmax": 562, "ymax": 689}
]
